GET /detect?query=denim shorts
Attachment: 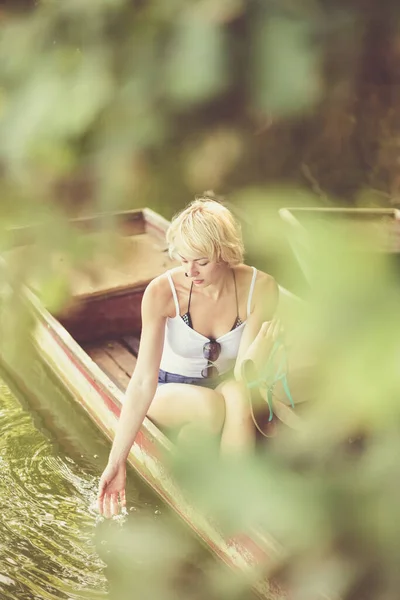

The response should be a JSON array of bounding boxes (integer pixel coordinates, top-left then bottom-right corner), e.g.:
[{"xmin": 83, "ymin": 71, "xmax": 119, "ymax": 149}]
[{"xmin": 157, "ymin": 369, "xmax": 232, "ymax": 390}]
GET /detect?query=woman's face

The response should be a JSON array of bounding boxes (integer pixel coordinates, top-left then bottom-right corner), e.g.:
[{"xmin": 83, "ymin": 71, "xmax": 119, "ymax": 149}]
[{"xmin": 177, "ymin": 251, "xmax": 225, "ymax": 287}]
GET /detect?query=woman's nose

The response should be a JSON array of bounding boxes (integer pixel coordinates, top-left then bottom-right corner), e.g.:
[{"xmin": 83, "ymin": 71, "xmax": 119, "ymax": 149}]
[{"xmin": 187, "ymin": 263, "xmax": 199, "ymax": 277}]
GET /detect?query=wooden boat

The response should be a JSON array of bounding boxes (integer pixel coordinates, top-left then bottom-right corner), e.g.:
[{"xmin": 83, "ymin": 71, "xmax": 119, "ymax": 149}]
[
  {"xmin": 0, "ymin": 208, "xmax": 300, "ymax": 600},
  {"xmin": 279, "ymin": 206, "xmax": 400, "ymax": 284}
]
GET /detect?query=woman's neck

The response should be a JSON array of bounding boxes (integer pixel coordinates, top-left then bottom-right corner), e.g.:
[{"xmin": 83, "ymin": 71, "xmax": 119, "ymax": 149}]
[{"xmin": 200, "ymin": 266, "xmax": 233, "ymax": 300}]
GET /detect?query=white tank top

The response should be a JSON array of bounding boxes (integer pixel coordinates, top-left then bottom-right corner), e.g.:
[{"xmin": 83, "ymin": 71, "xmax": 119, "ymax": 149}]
[{"xmin": 159, "ymin": 267, "xmax": 258, "ymax": 377}]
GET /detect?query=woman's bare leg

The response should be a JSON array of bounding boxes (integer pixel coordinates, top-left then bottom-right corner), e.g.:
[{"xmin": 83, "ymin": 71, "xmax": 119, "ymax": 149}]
[
  {"xmin": 217, "ymin": 379, "xmax": 256, "ymax": 454},
  {"xmin": 148, "ymin": 380, "xmax": 256, "ymax": 454},
  {"xmin": 147, "ymin": 383, "xmax": 225, "ymax": 441}
]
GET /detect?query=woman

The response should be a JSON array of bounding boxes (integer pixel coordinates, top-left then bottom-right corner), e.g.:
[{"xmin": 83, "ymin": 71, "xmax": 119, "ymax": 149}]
[{"xmin": 97, "ymin": 194, "xmax": 279, "ymax": 518}]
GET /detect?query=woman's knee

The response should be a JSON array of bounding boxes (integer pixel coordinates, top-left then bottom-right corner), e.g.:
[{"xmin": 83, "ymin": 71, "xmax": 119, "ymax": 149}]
[
  {"xmin": 219, "ymin": 379, "xmax": 253, "ymax": 423},
  {"xmin": 198, "ymin": 389, "xmax": 225, "ymax": 434}
]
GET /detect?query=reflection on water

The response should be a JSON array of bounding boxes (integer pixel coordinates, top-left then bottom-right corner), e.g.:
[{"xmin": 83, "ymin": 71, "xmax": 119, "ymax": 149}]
[
  {"xmin": 0, "ymin": 371, "xmax": 162, "ymax": 600},
  {"xmin": 0, "ymin": 377, "xmax": 106, "ymax": 599}
]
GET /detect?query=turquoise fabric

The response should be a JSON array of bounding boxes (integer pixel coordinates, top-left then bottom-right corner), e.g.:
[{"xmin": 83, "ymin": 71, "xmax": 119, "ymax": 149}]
[{"xmin": 246, "ymin": 338, "xmax": 294, "ymax": 421}]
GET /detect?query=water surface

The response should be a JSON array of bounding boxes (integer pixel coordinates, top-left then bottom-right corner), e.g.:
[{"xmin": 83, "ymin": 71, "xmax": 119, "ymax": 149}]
[
  {"xmin": 0, "ymin": 370, "xmax": 162, "ymax": 600},
  {"xmin": 0, "ymin": 356, "xmax": 254, "ymax": 600}
]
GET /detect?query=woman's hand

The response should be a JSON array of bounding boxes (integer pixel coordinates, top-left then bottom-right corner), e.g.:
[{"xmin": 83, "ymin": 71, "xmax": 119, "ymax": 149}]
[
  {"xmin": 97, "ymin": 461, "xmax": 127, "ymax": 518},
  {"xmin": 242, "ymin": 318, "xmax": 282, "ymax": 370}
]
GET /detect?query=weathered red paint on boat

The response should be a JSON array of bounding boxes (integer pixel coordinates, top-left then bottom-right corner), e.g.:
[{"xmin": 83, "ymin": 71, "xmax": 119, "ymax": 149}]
[
  {"xmin": 59, "ymin": 337, "xmax": 121, "ymax": 418},
  {"xmin": 49, "ymin": 327, "xmax": 164, "ymax": 462},
  {"xmin": 49, "ymin": 317, "xmax": 275, "ymax": 576},
  {"xmin": 1, "ymin": 208, "xmax": 288, "ymax": 600}
]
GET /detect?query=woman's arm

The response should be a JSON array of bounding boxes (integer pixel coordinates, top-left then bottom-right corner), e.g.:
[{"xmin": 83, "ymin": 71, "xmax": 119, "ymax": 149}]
[
  {"xmin": 97, "ymin": 276, "xmax": 169, "ymax": 516},
  {"xmin": 234, "ymin": 274, "xmax": 279, "ymax": 380},
  {"xmin": 107, "ymin": 277, "xmax": 167, "ymax": 466}
]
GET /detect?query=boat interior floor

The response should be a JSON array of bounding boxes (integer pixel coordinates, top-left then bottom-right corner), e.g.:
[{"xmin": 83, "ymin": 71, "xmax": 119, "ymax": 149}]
[{"xmin": 83, "ymin": 336, "xmax": 139, "ymax": 392}]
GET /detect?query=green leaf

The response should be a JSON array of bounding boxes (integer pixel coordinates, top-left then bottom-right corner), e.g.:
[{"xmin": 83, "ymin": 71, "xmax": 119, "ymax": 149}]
[
  {"xmin": 253, "ymin": 15, "xmax": 321, "ymax": 116},
  {"xmin": 0, "ymin": 50, "xmax": 113, "ymax": 166},
  {"xmin": 165, "ymin": 14, "xmax": 228, "ymax": 105}
]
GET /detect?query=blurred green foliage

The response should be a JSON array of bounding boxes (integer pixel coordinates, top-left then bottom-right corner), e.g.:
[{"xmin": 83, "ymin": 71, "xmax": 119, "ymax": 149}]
[
  {"xmin": 1, "ymin": 1, "xmax": 400, "ymax": 600},
  {"xmin": 1, "ymin": 0, "xmax": 400, "ymax": 222}
]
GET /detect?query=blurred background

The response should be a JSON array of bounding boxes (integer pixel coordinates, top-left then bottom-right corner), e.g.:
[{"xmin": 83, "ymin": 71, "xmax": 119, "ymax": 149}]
[
  {"xmin": 2, "ymin": 0, "xmax": 400, "ymax": 215},
  {"xmin": 1, "ymin": 1, "xmax": 400, "ymax": 600},
  {"xmin": 1, "ymin": 0, "xmax": 400, "ymax": 291}
]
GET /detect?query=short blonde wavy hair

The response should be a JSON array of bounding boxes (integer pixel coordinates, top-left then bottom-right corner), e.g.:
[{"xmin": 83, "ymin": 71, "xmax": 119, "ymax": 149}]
[{"xmin": 166, "ymin": 193, "xmax": 244, "ymax": 266}]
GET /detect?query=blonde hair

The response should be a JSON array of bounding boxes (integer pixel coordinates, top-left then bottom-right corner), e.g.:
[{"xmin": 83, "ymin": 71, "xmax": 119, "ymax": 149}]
[{"xmin": 166, "ymin": 192, "xmax": 244, "ymax": 266}]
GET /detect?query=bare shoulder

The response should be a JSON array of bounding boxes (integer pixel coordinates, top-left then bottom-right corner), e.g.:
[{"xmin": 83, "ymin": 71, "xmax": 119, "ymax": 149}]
[
  {"xmin": 254, "ymin": 269, "xmax": 278, "ymax": 295},
  {"xmin": 253, "ymin": 270, "xmax": 278, "ymax": 313},
  {"xmin": 142, "ymin": 272, "xmax": 176, "ymax": 318},
  {"xmin": 235, "ymin": 264, "xmax": 277, "ymax": 295},
  {"xmin": 236, "ymin": 265, "xmax": 278, "ymax": 319}
]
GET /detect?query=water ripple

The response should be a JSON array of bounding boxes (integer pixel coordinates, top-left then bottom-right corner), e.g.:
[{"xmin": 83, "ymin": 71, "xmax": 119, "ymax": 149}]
[{"xmin": 0, "ymin": 378, "xmax": 108, "ymax": 600}]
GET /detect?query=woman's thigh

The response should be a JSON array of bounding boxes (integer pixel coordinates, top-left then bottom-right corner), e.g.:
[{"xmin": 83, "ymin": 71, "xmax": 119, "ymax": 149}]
[
  {"xmin": 147, "ymin": 383, "xmax": 225, "ymax": 433},
  {"xmin": 216, "ymin": 379, "xmax": 252, "ymax": 424}
]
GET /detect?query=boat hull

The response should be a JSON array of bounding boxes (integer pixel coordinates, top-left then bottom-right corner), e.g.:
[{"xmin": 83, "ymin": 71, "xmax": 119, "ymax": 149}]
[
  {"xmin": 29, "ymin": 300, "xmax": 283, "ymax": 600},
  {"xmin": 0, "ymin": 204, "xmax": 288, "ymax": 600}
]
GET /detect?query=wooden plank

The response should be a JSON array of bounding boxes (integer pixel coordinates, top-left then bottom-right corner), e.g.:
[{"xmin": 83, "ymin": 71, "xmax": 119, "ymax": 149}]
[
  {"xmin": 143, "ymin": 207, "xmax": 172, "ymax": 239},
  {"xmin": 7, "ymin": 209, "xmax": 146, "ymax": 248},
  {"xmin": 122, "ymin": 335, "xmax": 140, "ymax": 356},
  {"xmin": 279, "ymin": 207, "xmax": 400, "ymax": 255},
  {"xmin": 6, "ymin": 230, "xmax": 177, "ymax": 301},
  {"xmin": 104, "ymin": 341, "xmax": 137, "ymax": 377},
  {"xmin": 86, "ymin": 346, "xmax": 130, "ymax": 391},
  {"xmin": 59, "ymin": 232, "xmax": 175, "ymax": 299},
  {"xmin": 58, "ymin": 288, "xmax": 143, "ymax": 343}
]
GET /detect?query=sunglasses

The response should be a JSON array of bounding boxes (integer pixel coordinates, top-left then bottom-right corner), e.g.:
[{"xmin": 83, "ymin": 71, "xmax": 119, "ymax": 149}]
[{"xmin": 202, "ymin": 340, "xmax": 221, "ymax": 378}]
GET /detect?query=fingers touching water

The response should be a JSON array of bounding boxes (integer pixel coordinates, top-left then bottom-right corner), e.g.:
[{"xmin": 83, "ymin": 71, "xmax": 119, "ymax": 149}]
[
  {"xmin": 97, "ymin": 462, "xmax": 127, "ymax": 518},
  {"xmin": 97, "ymin": 318, "xmax": 286, "ymax": 518}
]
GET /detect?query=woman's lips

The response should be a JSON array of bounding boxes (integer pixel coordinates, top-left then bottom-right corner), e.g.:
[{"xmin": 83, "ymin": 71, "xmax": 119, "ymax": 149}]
[{"xmin": 193, "ymin": 279, "xmax": 203, "ymax": 284}]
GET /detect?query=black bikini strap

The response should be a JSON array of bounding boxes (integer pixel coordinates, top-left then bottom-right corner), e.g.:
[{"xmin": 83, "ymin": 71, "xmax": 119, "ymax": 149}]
[
  {"xmin": 187, "ymin": 281, "xmax": 194, "ymax": 313},
  {"xmin": 232, "ymin": 270, "xmax": 240, "ymax": 320},
  {"xmin": 188, "ymin": 271, "xmax": 239, "ymax": 319}
]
